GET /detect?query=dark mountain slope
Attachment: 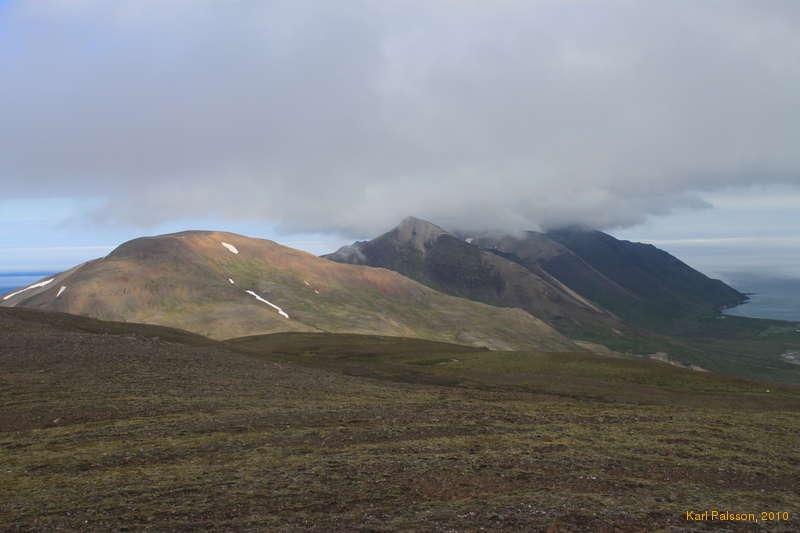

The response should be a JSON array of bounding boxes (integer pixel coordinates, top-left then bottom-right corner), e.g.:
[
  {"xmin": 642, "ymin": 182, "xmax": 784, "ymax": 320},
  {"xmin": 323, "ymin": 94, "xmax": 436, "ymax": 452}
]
[
  {"xmin": 471, "ymin": 231, "xmax": 639, "ymax": 318},
  {"xmin": 324, "ymin": 217, "xmax": 623, "ymax": 337},
  {"xmin": 545, "ymin": 227, "xmax": 746, "ymax": 325},
  {"xmin": 469, "ymin": 227, "xmax": 746, "ymax": 328}
]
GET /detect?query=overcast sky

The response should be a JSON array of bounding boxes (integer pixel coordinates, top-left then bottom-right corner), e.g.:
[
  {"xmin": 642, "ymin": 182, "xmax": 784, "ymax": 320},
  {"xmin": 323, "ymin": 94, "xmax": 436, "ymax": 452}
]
[{"xmin": 1, "ymin": 0, "xmax": 799, "ymax": 279}]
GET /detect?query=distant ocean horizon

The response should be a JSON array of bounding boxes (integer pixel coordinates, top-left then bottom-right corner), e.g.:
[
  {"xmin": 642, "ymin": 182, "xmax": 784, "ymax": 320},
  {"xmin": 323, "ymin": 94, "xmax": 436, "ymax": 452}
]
[
  {"xmin": 0, "ymin": 272, "xmax": 57, "ymax": 296},
  {"xmin": 722, "ymin": 272, "xmax": 800, "ymax": 322}
]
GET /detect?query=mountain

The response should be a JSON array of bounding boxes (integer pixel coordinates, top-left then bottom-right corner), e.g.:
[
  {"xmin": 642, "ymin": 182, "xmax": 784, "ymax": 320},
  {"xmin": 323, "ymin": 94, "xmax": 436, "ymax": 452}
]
[
  {"xmin": 542, "ymin": 227, "xmax": 747, "ymax": 326},
  {"xmin": 468, "ymin": 230, "xmax": 640, "ymax": 322},
  {"xmin": 0, "ymin": 230, "xmax": 573, "ymax": 351},
  {"xmin": 324, "ymin": 217, "xmax": 624, "ymax": 338},
  {"xmin": 474, "ymin": 227, "xmax": 746, "ymax": 327},
  {"xmin": 329, "ymin": 217, "xmax": 745, "ymax": 333},
  {"xmin": 324, "ymin": 217, "xmax": 760, "ymax": 367}
]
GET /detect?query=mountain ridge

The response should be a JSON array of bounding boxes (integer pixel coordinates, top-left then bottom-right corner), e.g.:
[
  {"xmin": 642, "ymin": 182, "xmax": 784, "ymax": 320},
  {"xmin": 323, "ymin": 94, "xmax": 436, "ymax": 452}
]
[
  {"xmin": 327, "ymin": 218, "xmax": 747, "ymax": 334},
  {"xmin": 543, "ymin": 227, "xmax": 747, "ymax": 325},
  {"xmin": 0, "ymin": 230, "xmax": 574, "ymax": 351},
  {"xmin": 324, "ymin": 217, "xmax": 624, "ymax": 338}
]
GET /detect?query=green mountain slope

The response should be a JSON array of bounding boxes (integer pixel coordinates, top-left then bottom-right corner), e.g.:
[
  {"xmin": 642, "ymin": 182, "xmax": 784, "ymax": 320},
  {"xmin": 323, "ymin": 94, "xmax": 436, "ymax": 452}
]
[{"xmin": 228, "ymin": 330, "xmax": 800, "ymax": 407}]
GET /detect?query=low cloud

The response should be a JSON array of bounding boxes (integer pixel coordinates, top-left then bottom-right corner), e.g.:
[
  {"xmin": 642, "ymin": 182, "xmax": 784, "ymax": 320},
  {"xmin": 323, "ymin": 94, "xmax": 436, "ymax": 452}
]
[{"xmin": 2, "ymin": 0, "xmax": 800, "ymax": 235}]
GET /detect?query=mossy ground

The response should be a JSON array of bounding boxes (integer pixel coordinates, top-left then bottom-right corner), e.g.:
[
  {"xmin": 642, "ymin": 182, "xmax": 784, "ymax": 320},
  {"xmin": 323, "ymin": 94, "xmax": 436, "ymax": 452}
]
[
  {"xmin": 571, "ymin": 313, "xmax": 800, "ymax": 386},
  {"xmin": 2, "ymin": 311, "xmax": 799, "ymax": 532}
]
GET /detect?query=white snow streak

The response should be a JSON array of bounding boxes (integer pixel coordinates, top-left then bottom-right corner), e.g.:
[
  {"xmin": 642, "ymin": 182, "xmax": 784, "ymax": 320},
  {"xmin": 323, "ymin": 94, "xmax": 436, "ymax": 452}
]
[
  {"xmin": 221, "ymin": 242, "xmax": 239, "ymax": 254},
  {"xmin": 56, "ymin": 286, "xmax": 67, "ymax": 297},
  {"xmin": 245, "ymin": 290, "xmax": 289, "ymax": 319},
  {"xmin": 228, "ymin": 278, "xmax": 235, "ymax": 284},
  {"xmin": 466, "ymin": 237, "xmax": 474, "ymax": 244},
  {"xmin": 2, "ymin": 279, "xmax": 55, "ymax": 300}
]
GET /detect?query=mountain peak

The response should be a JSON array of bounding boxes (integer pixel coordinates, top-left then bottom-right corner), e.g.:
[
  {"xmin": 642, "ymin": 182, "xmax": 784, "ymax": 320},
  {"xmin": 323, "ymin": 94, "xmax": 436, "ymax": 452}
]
[
  {"xmin": 394, "ymin": 216, "xmax": 446, "ymax": 250},
  {"xmin": 324, "ymin": 217, "xmax": 619, "ymax": 335},
  {"xmin": 325, "ymin": 243, "xmax": 368, "ymax": 265},
  {"xmin": 545, "ymin": 224, "xmax": 597, "ymax": 236}
]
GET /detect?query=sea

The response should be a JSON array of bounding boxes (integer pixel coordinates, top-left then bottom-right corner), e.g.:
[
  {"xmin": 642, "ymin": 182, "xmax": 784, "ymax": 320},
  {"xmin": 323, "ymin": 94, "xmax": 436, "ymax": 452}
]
[
  {"xmin": 0, "ymin": 272, "xmax": 56, "ymax": 297},
  {"xmin": 722, "ymin": 272, "xmax": 800, "ymax": 322}
]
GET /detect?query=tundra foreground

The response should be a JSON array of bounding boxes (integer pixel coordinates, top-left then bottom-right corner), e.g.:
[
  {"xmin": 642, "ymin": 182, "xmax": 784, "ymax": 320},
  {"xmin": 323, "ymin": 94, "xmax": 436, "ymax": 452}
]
[{"xmin": 1, "ymin": 309, "xmax": 798, "ymax": 532}]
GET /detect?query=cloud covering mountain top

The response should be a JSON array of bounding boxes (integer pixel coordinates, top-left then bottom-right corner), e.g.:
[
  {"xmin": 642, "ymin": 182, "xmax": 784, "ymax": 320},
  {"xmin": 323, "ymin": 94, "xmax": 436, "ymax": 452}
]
[{"xmin": 2, "ymin": 0, "xmax": 799, "ymax": 235}]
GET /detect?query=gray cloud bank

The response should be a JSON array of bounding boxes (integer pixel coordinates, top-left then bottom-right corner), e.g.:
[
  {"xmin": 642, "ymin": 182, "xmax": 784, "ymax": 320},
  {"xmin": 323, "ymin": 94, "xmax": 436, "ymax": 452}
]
[{"xmin": 2, "ymin": 0, "xmax": 800, "ymax": 235}]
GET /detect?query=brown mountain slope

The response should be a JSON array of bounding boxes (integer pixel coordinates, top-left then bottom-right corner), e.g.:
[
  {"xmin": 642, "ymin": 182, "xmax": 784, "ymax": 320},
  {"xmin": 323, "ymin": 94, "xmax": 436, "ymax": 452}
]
[
  {"xmin": 0, "ymin": 230, "xmax": 573, "ymax": 351},
  {"xmin": 324, "ymin": 217, "xmax": 624, "ymax": 337}
]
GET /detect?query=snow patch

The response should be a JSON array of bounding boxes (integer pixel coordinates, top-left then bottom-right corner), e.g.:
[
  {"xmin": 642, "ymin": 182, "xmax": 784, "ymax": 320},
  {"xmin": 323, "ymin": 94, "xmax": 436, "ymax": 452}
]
[
  {"xmin": 245, "ymin": 290, "xmax": 289, "ymax": 319},
  {"xmin": 466, "ymin": 237, "xmax": 474, "ymax": 244},
  {"xmin": 56, "ymin": 286, "xmax": 67, "ymax": 298},
  {"xmin": 3, "ymin": 279, "xmax": 55, "ymax": 301},
  {"xmin": 228, "ymin": 278, "xmax": 235, "ymax": 285},
  {"xmin": 221, "ymin": 242, "xmax": 239, "ymax": 254}
]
